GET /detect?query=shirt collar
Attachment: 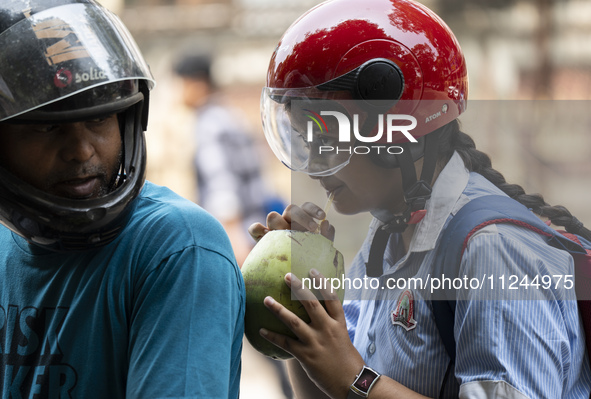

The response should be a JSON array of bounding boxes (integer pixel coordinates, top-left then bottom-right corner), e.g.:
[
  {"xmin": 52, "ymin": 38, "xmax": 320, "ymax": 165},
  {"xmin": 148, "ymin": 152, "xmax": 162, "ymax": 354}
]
[{"xmin": 407, "ymin": 151, "xmax": 470, "ymax": 253}]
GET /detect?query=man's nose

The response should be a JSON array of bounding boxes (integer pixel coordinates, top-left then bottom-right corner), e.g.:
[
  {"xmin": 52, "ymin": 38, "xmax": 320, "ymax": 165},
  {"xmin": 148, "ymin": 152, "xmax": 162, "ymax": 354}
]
[{"xmin": 58, "ymin": 123, "xmax": 96, "ymax": 163}]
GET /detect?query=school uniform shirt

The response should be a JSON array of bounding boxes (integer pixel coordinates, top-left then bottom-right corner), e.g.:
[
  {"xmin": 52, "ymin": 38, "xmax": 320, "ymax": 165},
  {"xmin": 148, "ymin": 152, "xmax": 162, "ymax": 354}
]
[
  {"xmin": 0, "ymin": 181, "xmax": 245, "ymax": 399},
  {"xmin": 343, "ymin": 152, "xmax": 591, "ymax": 398}
]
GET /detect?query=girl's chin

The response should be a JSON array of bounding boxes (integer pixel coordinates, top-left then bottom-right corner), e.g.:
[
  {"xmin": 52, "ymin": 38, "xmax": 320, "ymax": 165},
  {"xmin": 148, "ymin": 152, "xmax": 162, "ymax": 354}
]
[{"xmin": 331, "ymin": 201, "xmax": 366, "ymax": 216}]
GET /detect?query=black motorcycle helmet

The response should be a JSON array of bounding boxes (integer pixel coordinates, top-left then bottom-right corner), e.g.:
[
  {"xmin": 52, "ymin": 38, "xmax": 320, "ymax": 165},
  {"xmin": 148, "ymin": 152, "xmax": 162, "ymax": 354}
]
[{"xmin": 0, "ymin": 0, "xmax": 155, "ymax": 251}]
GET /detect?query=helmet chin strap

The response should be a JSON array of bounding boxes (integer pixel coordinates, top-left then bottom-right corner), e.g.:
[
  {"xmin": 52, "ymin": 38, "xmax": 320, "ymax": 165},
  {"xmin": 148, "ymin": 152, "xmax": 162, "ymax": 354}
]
[
  {"xmin": 357, "ymin": 107, "xmax": 438, "ymax": 233},
  {"xmin": 365, "ymin": 132, "xmax": 440, "ymax": 277},
  {"xmin": 381, "ymin": 131, "xmax": 439, "ymax": 233}
]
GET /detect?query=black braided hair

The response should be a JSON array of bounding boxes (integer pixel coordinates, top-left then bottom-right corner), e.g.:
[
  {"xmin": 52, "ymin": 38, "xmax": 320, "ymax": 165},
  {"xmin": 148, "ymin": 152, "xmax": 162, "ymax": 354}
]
[{"xmin": 433, "ymin": 119, "xmax": 591, "ymax": 241}]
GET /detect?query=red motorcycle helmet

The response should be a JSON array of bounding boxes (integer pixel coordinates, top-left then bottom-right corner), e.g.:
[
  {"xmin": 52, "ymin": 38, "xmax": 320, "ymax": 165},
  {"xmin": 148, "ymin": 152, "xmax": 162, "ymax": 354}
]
[{"xmin": 261, "ymin": 0, "xmax": 468, "ymax": 177}]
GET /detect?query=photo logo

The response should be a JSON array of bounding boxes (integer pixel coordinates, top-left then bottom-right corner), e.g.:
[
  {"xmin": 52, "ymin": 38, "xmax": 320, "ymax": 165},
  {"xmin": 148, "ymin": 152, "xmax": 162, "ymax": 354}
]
[
  {"xmin": 304, "ymin": 110, "xmax": 418, "ymax": 156},
  {"xmin": 304, "ymin": 109, "xmax": 328, "ymax": 141},
  {"xmin": 306, "ymin": 111, "xmax": 417, "ymax": 143}
]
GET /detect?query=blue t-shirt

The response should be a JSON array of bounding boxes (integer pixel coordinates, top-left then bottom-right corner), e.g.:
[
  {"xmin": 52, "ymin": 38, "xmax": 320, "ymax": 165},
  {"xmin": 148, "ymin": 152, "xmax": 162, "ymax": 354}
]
[{"xmin": 0, "ymin": 181, "xmax": 245, "ymax": 398}]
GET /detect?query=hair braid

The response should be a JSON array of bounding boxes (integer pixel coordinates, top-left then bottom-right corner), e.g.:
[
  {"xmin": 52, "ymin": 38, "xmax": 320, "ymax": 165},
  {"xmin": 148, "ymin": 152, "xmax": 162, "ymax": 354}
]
[{"xmin": 434, "ymin": 120, "xmax": 591, "ymax": 241}]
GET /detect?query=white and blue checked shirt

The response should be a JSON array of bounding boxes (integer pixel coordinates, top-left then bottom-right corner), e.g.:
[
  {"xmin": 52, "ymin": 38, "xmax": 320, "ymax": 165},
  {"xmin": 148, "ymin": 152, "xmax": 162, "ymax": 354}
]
[
  {"xmin": 193, "ymin": 102, "xmax": 269, "ymax": 231},
  {"xmin": 343, "ymin": 152, "xmax": 591, "ymax": 398}
]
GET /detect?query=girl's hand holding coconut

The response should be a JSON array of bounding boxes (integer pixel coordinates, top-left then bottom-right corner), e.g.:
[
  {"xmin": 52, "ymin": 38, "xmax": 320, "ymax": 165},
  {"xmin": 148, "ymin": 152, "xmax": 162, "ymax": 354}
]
[
  {"xmin": 248, "ymin": 201, "xmax": 335, "ymax": 242},
  {"xmin": 244, "ymin": 201, "xmax": 364, "ymax": 399},
  {"xmin": 260, "ymin": 263, "xmax": 365, "ymax": 399}
]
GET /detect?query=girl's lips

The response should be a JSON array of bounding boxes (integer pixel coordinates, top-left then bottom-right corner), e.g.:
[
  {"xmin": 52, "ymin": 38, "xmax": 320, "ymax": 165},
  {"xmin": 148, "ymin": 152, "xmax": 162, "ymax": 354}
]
[
  {"xmin": 326, "ymin": 185, "xmax": 344, "ymax": 199},
  {"xmin": 54, "ymin": 177, "xmax": 100, "ymax": 199}
]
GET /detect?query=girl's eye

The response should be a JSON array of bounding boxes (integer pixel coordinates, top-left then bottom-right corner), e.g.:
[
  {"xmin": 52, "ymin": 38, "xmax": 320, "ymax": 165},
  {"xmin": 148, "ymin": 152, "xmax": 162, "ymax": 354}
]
[
  {"xmin": 294, "ymin": 132, "xmax": 310, "ymax": 149},
  {"xmin": 318, "ymin": 135, "xmax": 337, "ymax": 146}
]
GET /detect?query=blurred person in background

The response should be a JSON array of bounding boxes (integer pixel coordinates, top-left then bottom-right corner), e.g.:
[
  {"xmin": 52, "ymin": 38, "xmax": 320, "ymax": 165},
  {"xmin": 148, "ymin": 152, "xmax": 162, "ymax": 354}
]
[
  {"xmin": 174, "ymin": 52, "xmax": 284, "ymax": 267},
  {"xmin": 174, "ymin": 51, "xmax": 292, "ymax": 398},
  {"xmin": 0, "ymin": 1, "xmax": 244, "ymax": 397}
]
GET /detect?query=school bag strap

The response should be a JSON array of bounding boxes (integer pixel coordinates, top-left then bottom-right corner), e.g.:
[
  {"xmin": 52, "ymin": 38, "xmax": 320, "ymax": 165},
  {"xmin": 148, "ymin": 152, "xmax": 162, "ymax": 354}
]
[{"xmin": 430, "ymin": 194, "xmax": 591, "ymax": 369}]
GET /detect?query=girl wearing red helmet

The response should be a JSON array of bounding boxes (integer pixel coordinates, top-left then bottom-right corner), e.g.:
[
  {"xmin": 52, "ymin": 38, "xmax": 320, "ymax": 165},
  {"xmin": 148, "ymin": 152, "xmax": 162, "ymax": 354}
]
[{"xmin": 250, "ymin": 0, "xmax": 591, "ymax": 398}]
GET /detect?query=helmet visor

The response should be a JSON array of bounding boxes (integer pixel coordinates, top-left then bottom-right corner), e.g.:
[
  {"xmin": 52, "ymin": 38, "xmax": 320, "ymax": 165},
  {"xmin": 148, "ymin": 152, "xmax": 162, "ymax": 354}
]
[
  {"xmin": 0, "ymin": 3, "xmax": 155, "ymax": 122},
  {"xmin": 261, "ymin": 87, "xmax": 358, "ymax": 177},
  {"xmin": 261, "ymin": 86, "xmax": 421, "ymax": 176}
]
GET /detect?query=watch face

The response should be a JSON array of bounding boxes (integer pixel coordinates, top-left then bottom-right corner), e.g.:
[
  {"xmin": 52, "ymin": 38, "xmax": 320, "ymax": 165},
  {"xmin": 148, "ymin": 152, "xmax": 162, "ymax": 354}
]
[{"xmin": 353, "ymin": 367, "xmax": 377, "ymax": 392}]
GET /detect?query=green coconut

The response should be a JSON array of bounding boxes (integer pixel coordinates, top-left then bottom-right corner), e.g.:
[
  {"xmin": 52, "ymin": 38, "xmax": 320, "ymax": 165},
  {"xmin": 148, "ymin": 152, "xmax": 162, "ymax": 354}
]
[{"xmin": 242, "ymin": 230, "xmax": 345, "ymax": 360}]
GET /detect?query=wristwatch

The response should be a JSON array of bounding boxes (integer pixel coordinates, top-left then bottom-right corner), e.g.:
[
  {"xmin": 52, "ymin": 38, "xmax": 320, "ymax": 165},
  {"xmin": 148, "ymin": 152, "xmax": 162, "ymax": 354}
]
[{"xmin": 347, "ymin": 365, "xmax": 381, "ymax": 398}]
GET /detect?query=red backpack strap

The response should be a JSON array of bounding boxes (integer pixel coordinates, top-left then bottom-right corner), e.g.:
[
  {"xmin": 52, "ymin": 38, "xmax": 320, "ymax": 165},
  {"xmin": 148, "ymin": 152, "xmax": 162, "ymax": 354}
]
[{"xmin": 560, "ymin": 232, "xmax": 591, "ymax": 255}]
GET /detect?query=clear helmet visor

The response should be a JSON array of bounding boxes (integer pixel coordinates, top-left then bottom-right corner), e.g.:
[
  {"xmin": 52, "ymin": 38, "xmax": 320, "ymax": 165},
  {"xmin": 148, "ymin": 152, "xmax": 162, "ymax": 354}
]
[
  {"xmin": 261, "ymin": 87, "xmax": 362, "ymax": 177},
  {"xmin": 0, "ymin": 2, "xmax": 155, "ymax": 122},
  {"xmin": 261, "ymin": 87, "xmax": 421, "ymax": 176}
]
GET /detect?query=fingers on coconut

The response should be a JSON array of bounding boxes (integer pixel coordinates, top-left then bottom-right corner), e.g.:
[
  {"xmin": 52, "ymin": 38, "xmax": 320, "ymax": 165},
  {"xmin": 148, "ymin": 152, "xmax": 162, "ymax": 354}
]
[
  {"xmin": 319, "ymin": 220, "xmax": 335, "ymax": 241},
  {"xmin": 266, "ymin": 211, "xmax": 291, "ymax": 231},
  {"xmin": 285, "ymin": 273, "xmax": 330, "ymax": 324},
  {"xmin": 289, "ymin": 203, "xmax": 321, "ymax": 232},
  {"xmin": 286, "ymin": 273, "xmax": 320, "ymax": 303},
  {"xmin": 309, "ymin": 269, "xmax": 345, "ymax": 321},
  {"xmin": 248, "ymin": 222, "xmax": 269, "ymax": 242},
  {"xmin": 302, "ymin": 202, "xmax": 325, "ymax": 221},
  {"xmin": 262, "ymin": 296, "xmax": 308, "ymax": 344},
  {"xmin": 258, "ymin": 327, "xmax": 298, "ymax": 357}
]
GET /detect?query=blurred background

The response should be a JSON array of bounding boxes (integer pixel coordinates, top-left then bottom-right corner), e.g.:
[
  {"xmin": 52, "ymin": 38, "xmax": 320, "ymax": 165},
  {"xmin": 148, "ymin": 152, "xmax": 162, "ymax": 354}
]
[{"xmin": 97, "ymin": 0, "xmax": 591, "ymax": 397}]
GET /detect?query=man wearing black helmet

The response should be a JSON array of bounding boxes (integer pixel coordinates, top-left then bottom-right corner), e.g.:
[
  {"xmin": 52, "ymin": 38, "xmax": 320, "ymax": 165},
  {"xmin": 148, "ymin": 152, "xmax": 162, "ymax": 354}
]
[{"xmin": 0, "ymin": 1, "xmax": 244, "ymax": 398}]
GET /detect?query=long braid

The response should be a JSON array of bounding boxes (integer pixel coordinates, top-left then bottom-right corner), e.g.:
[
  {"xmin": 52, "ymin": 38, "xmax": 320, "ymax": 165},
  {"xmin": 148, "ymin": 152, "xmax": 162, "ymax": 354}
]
[{"xmin": 434, "ymin": 119, "xmax": 591, "ymax": 241}]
